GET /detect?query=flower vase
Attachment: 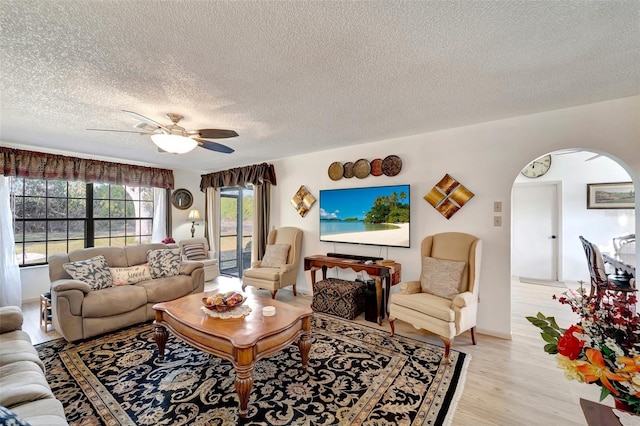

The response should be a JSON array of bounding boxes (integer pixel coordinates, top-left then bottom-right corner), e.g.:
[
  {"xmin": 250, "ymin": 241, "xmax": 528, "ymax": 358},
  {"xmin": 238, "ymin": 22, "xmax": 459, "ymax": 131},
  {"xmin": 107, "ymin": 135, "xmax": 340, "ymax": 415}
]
[{"xmin": 614, "ymin": 397, "xmax": 632, "ymax": 413}]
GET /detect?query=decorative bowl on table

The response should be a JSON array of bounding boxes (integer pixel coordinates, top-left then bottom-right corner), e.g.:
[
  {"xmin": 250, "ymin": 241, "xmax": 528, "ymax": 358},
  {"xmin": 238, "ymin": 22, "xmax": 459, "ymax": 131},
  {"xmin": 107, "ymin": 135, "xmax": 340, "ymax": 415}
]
[{"xmin": 202, "ymin": 292, "xmax": 245, "ymax": 312}]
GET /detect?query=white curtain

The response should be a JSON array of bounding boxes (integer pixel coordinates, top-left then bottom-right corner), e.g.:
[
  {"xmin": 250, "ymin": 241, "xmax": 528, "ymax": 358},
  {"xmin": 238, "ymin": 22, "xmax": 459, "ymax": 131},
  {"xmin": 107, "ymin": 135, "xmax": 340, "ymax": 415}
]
[
  {"xmin": 152, "ymin": 188, "xmax": 167, "ymax": 242},
  {"xmin": 0, "ymin": 176, "xmax": 22, "ymax": 307},
  {"xmin": 206, "ymin": 187, "xmax": 220, "ymax": 258}
]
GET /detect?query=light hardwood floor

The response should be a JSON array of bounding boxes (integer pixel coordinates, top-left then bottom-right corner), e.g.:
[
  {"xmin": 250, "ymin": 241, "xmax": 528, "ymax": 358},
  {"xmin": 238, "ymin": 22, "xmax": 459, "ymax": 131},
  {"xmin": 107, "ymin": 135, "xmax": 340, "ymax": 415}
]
[{"xmin": 23, "ymin": 277, "xmax": 600, "ymax": 425}]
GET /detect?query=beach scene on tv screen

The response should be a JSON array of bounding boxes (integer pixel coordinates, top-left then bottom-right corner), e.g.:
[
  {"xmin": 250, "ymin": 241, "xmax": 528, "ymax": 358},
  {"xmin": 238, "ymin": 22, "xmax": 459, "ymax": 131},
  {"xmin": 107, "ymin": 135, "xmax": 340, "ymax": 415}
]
[{"xmin": 320, "ymin": 185, "xmax": 410, "ymax": 247}]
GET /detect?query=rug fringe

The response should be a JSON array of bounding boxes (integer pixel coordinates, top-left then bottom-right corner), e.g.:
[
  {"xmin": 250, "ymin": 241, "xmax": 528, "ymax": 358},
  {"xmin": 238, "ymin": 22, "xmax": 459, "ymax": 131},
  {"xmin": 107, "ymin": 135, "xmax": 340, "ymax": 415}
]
[{"xmin": 441, "ymin": 354, "xmax": 471, "ymax": 426}]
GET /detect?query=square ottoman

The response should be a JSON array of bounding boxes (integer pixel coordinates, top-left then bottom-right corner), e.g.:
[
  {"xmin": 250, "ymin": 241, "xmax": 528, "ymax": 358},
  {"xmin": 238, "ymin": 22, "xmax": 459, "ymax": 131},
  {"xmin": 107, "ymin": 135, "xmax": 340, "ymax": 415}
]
[{"xmin": 311, "ymin": 278, "xmax": 366, "ymax": 320}]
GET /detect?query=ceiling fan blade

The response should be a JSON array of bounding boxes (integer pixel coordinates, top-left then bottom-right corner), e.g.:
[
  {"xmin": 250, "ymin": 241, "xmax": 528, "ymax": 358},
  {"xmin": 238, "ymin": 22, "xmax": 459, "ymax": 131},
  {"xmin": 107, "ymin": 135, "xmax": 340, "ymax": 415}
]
[
  {"xmin": 87, "ymin": 128, "xmax": 155, "ymax": 135},
  {"xmin": 191, "ymin": 129, "xmax": 239, "ymax": 139},
  {"xmin": 195, "ymin": 138, "xmax": 235, "ymax": 154},
  {"xmin": 122, "ymin": 110, "xmax": 167, "ymax": 130}
]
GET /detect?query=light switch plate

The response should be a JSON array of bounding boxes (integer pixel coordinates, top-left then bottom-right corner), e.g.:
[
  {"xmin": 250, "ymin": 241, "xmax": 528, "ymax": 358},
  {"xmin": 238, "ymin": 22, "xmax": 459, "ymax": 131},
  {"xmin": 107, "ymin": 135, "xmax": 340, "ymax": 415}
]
[
  {"xmin": 494, "ymin": 201, "xmax": 502, "ymax": 212},
  {"xmin": 493, "ymin": 216, "xmax": 502, "ymax": 227}
]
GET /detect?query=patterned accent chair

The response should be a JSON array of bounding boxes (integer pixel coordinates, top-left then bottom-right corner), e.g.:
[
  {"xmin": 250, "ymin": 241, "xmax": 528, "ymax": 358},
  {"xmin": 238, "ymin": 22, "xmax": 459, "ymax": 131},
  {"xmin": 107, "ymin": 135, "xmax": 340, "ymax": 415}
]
[
  {"xmin": 389, "ymin": 232, "xmax": 482, "ymax": 362},
  {"xmin": 242, "ymin": 227, "xmax": 303, "ymax": 299},
  {"xmin": 179, "ymin": 237, "xmax": 220, "ymax": 282}
]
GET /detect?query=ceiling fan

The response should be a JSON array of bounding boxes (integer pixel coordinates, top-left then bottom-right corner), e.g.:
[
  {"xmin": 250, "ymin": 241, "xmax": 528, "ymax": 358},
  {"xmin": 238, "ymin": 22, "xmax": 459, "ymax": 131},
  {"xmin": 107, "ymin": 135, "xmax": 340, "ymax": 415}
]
[{"xmin": 88, "ymin": 110, "xmax": 238, "ymax": 154}]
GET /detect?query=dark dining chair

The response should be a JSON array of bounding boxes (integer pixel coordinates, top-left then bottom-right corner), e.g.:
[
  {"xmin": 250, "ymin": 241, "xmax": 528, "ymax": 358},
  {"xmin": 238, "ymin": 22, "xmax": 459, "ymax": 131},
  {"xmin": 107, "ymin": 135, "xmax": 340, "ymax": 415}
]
[{"xmin": 579, "ymin": 235, "xmax": 635, "ymax": 297}]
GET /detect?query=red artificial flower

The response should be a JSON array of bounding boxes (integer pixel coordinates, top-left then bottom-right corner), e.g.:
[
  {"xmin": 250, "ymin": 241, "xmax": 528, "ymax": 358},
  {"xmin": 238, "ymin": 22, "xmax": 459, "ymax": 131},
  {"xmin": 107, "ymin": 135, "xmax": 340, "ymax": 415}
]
[{"xmin": 557, "ymin": 325, "xmax": 585, "ymax": 360}]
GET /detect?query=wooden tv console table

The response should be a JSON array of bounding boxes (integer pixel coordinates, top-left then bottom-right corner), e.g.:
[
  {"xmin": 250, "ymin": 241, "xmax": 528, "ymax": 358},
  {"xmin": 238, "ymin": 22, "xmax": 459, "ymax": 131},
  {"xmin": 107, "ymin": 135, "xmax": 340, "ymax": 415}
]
[{"xmin": 303, "ymin": 255, "xmax": 401, "ymax": 325}]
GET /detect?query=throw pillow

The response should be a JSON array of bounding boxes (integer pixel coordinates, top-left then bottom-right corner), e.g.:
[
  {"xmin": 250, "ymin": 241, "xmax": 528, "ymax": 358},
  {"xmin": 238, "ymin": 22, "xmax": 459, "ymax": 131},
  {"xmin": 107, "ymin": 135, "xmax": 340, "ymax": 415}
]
[
  {"xmin": 0, "ymin": 406, "xmax": 30, "ymax": 426},
  {"xmin": 63, "ymin": 255, "xmax": 113, "ymax": 291},
  {"xmin": 420, "ymin": 256, "xmax": 466, "ymax": 300},
  {"xmin": 183, "ymin": 243, "xmax": 207, "ymax": 260},
  {"xmin": 260, "ymin": 244, "xmax": 291, "ymax": 267},
  {"xmin": 109, "ymin": 264, "xmax": 152, "ymax": 285},
  {"xmin": 147, "ymin": 248, "xmax": 181, "ymax": 279}
]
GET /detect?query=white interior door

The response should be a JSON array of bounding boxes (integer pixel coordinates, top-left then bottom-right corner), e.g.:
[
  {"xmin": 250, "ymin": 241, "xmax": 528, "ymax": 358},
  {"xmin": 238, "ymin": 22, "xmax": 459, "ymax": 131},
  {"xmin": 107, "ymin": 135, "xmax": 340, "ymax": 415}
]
[{"xmin": 512, "ymin": 183, "xmax": 559, "ymax": 281}]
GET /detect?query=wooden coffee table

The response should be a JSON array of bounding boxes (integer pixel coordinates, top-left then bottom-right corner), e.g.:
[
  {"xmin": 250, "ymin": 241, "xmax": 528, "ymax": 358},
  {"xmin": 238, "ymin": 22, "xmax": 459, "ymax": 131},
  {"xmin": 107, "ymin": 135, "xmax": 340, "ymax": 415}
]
[{"xmin": 153, "ymin": 292, "xmax": 313, "ymax": 418}]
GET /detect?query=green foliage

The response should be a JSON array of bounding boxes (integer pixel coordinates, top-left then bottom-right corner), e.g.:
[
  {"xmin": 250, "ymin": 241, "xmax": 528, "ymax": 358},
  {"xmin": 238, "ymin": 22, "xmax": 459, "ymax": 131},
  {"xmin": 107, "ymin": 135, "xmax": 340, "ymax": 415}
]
[
  {"xmin": 526, "ymin": 312, "xmax": 565, "ymax": 354},
  {"xmin": 363, "ymin": 191, "xmax": 410, "ymax": 224}
]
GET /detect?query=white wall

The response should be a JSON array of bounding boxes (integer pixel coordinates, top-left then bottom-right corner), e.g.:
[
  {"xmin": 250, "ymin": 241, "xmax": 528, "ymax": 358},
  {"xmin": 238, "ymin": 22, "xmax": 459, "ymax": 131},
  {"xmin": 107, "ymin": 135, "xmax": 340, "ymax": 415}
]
[
  {"xmin": 513, "ymin": 152, "xmax": 634, "ymax": 283},
  {"xmin": 171, "ymin": 169, "xmax": 208, "ymax": 242},
  {"xmin": 268, "ymin": 96, "xmax": 640, "ymax": 340}
]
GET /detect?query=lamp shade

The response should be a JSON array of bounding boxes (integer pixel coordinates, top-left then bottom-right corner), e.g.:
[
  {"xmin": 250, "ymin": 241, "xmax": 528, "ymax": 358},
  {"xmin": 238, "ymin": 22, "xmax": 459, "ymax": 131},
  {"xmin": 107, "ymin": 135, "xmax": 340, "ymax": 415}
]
[
  {"xmin": 187, "ymin": 209, "xmax": 202, "ymax": 221},
  {"xmin": 151, "ymin": 134, "xmax": 198, "ymax": 154}
]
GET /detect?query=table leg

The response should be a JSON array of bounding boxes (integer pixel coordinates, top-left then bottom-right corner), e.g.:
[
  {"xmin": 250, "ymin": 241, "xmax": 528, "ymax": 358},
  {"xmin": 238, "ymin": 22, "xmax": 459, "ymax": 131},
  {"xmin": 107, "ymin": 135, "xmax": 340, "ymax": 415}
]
[
  {"xmin": 154, "ymin": 323, "xmax": 168, "ymax": 361},
  {"xmin": 321, "ymin": 265, "xmax": 328, "ymax": 280},
  {"xmin": 375, "ymin": 277, "xmax": 383, "ymax": 325},
  {"xmin": 385, "ymin": 275, "xmax": 391, "ymax": 319},
  {"xmin": 297, "ymin": 316, "xmax": 312, "ymax": 370},
  {"xmin": 234, "ymin": 362, "xmax": 255, "ymax": 418}
]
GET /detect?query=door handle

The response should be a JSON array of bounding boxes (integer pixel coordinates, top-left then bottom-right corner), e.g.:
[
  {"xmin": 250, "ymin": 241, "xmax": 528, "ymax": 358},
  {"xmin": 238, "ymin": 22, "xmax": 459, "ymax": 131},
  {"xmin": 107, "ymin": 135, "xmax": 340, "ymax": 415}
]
[{"xmin": 551, "ymin": 235, "xmax": 557, "ymax": 239}]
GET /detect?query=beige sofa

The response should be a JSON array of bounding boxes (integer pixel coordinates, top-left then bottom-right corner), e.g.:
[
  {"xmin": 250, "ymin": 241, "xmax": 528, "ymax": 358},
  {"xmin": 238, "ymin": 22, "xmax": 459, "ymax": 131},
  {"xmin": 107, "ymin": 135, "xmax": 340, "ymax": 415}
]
[
  {"xmin": 0, "ymin": 306, "xmax": 68, "ymax": 425},
  {"xmin": 49, "ymin": 243, "xmax": 204, "ymax": 342}
]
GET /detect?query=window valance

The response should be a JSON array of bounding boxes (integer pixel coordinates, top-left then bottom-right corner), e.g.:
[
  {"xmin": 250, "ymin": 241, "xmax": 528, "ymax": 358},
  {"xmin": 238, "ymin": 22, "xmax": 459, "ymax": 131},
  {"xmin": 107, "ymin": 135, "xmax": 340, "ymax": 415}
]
[
  {"xmin": 0, "ymin": 147, "xmax": 174, "ymax": 188},
  {"xmin": 200, "ymin": 163, "xmax": 276, "ymax": 190}
]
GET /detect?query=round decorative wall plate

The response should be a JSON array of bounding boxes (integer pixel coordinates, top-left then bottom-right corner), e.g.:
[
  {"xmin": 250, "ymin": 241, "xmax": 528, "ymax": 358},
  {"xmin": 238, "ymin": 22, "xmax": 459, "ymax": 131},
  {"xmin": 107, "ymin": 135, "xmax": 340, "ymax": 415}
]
[
  {"xmin": 170, "ymin": 188, "xmax": 193, "ymax": 210},
  {"xmin": 328, "ymin": 162, "xmax": 344, "ymax": 180},
  {"xmin": 382, "ymin": 155, "xmax": 402, "ymax": 176},
  {"xmin": 343, "ymin": 162, "xmax": 355, "ymax": 178},
  {"xmin": 354, "ymin": 159, "xmax": 371, "ymax": 179},
  {"xmin": 370, "ymin": 158, "xmax": 383, "ymax": 176}
]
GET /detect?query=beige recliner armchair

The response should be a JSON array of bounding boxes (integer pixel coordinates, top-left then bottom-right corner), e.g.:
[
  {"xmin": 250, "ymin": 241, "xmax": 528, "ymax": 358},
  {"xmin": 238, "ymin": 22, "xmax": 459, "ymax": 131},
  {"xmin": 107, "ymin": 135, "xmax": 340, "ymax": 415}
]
[
  {"xmin": 389, "ymin": 232, "xmax": 482, "ymax": 362},
  {"xmin": 242, "ymin": 227, "xmax": 303, "ymax": 299},
  {"xmin": 179, "ymin": 237, "xmax": 220, "ymax": 281}
]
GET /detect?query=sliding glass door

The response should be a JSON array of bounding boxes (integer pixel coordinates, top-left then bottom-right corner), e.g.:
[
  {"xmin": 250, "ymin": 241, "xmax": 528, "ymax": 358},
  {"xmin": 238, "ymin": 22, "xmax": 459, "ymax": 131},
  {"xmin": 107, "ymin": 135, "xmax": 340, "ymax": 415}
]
[{"xmin": 219, "ymin": 186, "xmax": 253, "ymax": 277}]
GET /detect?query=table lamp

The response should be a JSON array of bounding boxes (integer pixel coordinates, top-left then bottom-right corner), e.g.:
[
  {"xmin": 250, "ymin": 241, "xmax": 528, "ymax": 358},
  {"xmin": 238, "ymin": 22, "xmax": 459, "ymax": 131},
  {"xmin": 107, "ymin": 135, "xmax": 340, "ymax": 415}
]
[{"xmin": 187, "ymin": 209, "xmax": 201, "ymax": 238}]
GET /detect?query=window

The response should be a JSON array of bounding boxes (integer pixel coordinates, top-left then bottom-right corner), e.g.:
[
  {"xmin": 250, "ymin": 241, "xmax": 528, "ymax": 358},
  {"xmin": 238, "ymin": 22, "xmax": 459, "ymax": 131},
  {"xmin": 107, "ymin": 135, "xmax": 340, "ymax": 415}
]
[{"xmin": 11, "ymin": 178, "xmax": 154, "ymax": 266}]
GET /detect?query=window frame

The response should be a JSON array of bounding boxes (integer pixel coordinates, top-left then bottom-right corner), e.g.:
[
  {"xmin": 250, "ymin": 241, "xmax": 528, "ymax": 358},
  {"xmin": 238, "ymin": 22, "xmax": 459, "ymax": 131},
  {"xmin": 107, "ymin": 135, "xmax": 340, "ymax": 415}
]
[{"xmin": 11, "ymin": 178, "xmax": 155, "ymax": 267}]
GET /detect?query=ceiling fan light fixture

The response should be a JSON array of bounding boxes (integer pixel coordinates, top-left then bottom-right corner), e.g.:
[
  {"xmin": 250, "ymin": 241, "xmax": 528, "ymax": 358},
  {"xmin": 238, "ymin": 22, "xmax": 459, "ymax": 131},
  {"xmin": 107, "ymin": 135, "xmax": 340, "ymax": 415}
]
[{"xmin": 150, "ymin": 134, "xmax": 198, "ymax": 154}]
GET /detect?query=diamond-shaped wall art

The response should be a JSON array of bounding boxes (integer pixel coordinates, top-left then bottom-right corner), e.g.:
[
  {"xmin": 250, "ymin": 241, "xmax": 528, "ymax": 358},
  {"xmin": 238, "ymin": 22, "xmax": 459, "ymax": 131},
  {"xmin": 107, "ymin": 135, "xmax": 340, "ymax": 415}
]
[
  {"xmin": 424, "ymin": 174, "xmax": 474, "ymax": 219},
  {"xmin": 290, "ymin": 185, "xmax": 316, "ymax": 217}
]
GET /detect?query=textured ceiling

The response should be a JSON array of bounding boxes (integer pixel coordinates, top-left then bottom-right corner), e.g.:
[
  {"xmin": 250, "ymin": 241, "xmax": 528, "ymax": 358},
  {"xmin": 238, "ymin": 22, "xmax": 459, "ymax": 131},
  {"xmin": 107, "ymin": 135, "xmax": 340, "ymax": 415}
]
[{"xmin": 1, "ymin": 1, "xmax": 638, "ymax": 172}]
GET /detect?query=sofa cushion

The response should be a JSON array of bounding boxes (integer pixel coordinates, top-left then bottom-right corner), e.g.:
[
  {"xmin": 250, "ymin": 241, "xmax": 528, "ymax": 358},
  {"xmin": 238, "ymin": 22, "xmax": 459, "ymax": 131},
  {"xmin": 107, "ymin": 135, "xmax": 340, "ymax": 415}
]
[
  {"xmin": 63, "ymin": 255, "xmax": 113, "ymax": 291},
  {"xmin": 0, "ymin": 361, "xmax": 55, "ymax": 408},
  {"xmin": 260, "ymin": 244, "xmax": 290, "ymax": 267},
  {"xmin": 183, "ymin": 243, "xmax": 207, "ymax": 260},
  {"xmin": 0, "ymin": 306, "xmax": 23, "ymax": 334},
  {"xmin": 125, "ymin": 243, "xmax": 169, "ymax": 267},
  {"xmin": 109, "ymin": 264, "xmax": 152, "ymax": 285},
  {"xmin": 136, "ymin": 275, "xmax": 196, "ymax": 303},
  {"xmin": 11, "ymin": 397, "xmax": 68, "ymax": 426},
  {"xmin": 0, "ymin": 330, "xmax": 45, "ymax": 372},
  {"xmin": 420, "ymin": 256, "xmax": 465, "ymax": 300},
  {"xmin": 147, "ymin": 248, "xmax": 181, "ymax": 278},
  {"xmin": 82, "ymin": 285, "xmax": 147, "ymax": 318},
  {"xmin": 0, "ymin": 405, "xmax": 30, "ymax": 426}
]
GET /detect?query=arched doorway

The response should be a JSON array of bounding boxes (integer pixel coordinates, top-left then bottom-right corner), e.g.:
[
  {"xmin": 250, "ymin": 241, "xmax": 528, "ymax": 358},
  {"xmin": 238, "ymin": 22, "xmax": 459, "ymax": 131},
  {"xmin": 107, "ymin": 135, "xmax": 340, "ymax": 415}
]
[{"xmin": 511, "ymin": 149, "xmax": 636, "ymax": 288}]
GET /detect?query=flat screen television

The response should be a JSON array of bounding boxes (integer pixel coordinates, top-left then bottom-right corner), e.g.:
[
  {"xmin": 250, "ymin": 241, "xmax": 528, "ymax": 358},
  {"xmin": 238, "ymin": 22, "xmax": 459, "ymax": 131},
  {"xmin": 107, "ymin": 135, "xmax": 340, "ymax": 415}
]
[{"xmin": 319, "ymin": 184, "xmax": 410, "ymax": 248}]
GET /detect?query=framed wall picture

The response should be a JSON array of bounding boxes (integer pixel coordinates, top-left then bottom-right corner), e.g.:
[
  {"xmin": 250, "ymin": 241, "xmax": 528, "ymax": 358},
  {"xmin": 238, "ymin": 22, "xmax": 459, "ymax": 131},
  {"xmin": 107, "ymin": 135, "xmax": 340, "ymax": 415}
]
[{"xmin": 587, "ymin": 182, "xmax": 635, "ymax": 209}]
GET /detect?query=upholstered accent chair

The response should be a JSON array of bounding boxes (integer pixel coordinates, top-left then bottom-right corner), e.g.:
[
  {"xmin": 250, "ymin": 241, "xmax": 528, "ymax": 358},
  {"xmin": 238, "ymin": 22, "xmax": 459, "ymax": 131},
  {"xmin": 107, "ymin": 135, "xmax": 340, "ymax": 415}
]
[
  {"xmin": 179, "ymin": 237, "xmax": 220, "ymax": 281},
  {"xmin": 389, "ymin": 232, "xmax": 482, "ymax": 362},
  {"xmin": 242, "ymin": 227, "xmax": 303, "ymax": 299}
]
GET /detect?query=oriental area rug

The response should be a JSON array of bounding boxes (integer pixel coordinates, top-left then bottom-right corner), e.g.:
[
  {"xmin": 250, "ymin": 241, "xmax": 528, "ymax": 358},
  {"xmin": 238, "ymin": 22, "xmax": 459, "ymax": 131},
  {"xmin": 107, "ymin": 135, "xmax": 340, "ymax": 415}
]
[{"xmin": 36, "ymin": 313, "xmax": 469, "ymax": 426}]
